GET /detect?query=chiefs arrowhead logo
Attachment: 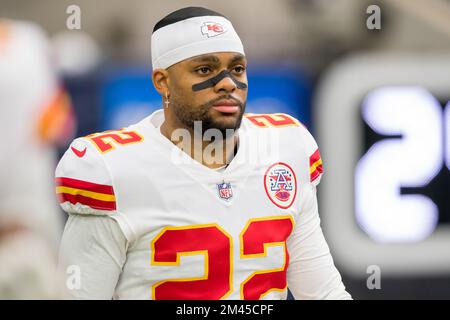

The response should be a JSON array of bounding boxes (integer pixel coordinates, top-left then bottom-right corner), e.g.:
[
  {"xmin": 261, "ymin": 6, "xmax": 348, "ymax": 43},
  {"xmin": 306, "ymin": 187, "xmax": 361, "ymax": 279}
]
[
  {"xmin": 201, "ymin": 22, "xmax": 227, "ymax": 38},
  {"xmin": 264, "ymin": 162, "xmax": 297, "ymax": 209},
  {"xmin": 71, "ymin": 146, "xmax": 87, "ymax": 158}
]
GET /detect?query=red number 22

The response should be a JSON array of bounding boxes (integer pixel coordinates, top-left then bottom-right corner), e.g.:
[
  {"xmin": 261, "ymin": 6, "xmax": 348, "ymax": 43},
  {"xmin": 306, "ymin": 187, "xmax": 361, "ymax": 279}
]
[{"xmin": 151, "ymin": 216, "xmax": 294, "ymax": 300}]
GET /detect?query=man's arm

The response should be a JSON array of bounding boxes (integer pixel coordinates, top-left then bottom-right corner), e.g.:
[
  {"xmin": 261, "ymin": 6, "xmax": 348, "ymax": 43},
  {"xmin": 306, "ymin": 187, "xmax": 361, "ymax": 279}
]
[
  {"xmin": 58, "ymin": 214, "xmax": 128, "ymax": 299},
  {"xmin": 56, "ymin": 136, "xmax": 128, "ymax": 299},
  {"xmin": 287, "ymin": 184, "xmax": 351, "ymax": 300}
]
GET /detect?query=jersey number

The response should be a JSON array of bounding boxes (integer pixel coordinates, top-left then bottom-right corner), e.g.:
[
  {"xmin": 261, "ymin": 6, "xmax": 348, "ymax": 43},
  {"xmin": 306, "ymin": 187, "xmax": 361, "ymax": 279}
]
[
  {"xmin": 244, "ymin": 114, "xmax": 300, "ymax": 128},
  {"xmin": 151, "ymin": 216, "xmax": 294, "ymax": 300},
  {"xmin": 87, "ymin": 129, "xmax": 143, "ymax": 153}
]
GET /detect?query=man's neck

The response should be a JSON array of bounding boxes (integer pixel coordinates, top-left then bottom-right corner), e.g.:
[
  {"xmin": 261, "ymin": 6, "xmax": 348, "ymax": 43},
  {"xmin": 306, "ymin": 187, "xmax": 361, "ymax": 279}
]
[{"xmin": 159, "ymin": 120, "xmax": 239, "ymax": 170}]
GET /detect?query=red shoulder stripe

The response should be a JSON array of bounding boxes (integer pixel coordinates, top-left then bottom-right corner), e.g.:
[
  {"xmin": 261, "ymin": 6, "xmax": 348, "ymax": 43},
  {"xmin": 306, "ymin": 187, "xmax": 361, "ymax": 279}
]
[
  {"xmin": 57, "ymin": 192, "xmax": 116, "ymax": 211},
  {"xmin": 309, "ymin": 148, "xmax": 323, "ymax": 182},
  {"xmin": 55, "ymin": 177, "xmax": 114, "ymax": 195}
]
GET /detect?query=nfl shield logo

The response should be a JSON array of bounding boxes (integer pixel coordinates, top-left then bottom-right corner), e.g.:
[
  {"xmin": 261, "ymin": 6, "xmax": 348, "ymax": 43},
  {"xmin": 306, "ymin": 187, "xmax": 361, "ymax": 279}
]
[{"xmin": 217, "ymin": 182, "xmax": 233, "ymax": 201}]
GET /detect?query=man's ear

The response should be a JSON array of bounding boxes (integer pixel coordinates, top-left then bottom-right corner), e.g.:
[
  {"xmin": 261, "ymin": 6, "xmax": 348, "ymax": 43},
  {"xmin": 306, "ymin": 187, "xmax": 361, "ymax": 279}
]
[{"xmin": 152, "ymin": 69, "xmax": 170, "ymax": 95}]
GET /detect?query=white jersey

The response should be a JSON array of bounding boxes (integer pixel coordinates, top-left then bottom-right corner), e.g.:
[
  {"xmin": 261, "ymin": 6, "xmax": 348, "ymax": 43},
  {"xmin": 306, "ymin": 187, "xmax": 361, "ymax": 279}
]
[{"xmin": 57, "ymin": 110, "xmax": 350, "ymax": 300}]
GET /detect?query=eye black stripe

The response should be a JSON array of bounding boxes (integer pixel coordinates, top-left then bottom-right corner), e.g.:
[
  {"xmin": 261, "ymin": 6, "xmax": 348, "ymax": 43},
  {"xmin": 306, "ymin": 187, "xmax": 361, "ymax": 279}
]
[{"xmin": 192, "ymin": 70, "xmax": 247, "ymax": 92}]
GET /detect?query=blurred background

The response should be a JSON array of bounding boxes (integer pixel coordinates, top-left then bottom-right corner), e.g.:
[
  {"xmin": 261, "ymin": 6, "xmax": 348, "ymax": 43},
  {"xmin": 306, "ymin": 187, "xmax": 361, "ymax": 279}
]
[{"xmin": 1, "ymin": 0, "xmax": 450, "ymax": 299}]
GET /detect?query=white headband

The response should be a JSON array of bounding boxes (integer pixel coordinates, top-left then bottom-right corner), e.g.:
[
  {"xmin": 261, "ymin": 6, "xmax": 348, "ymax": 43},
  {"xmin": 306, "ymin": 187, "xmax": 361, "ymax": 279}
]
[{"xmin": 151, "ymin": 15, "xmax": 245, "ymax": 70}]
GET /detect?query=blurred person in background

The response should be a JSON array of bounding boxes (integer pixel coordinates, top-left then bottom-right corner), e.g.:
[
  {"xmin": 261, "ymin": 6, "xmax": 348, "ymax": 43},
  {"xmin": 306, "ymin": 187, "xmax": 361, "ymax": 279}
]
[{"xmin": 0, "ymin": 19, "xmax": 75, "ymax": 299}]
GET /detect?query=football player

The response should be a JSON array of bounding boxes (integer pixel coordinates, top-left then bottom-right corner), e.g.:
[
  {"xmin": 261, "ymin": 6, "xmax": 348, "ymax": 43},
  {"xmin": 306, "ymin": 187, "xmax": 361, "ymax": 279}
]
[
  {"xmin": 0, "ymin": 19, "xmax": 74, "ymax": 298},
  {"xmin": 57, "ymin": 7, "xmax": 351, "ymax": 300}
]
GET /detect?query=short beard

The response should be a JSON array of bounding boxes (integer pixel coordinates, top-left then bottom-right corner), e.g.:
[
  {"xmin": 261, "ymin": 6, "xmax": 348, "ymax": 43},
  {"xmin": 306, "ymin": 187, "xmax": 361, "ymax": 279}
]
[{"xmin": 170, "ymin": 95, "xmax": 246, "ymax": 136}]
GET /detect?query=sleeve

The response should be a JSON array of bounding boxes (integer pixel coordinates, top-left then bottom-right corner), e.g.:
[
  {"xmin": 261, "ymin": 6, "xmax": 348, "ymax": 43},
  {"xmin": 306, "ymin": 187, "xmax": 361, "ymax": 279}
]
[
  {"xmin": 58, "ymin": 214, "xmax": 127, "ymax": 299},
  {"xmin": 286, "ymin": 185, "xmax": 351, "ymax": 300},
  {"xmin": 55, "ymin": 138, "xmax": 117, "ymax": 215},
  {"xmin": 56, "ymin": 138, "xmax": 127, "ymax": 299},
  {"xmin": 286, "ymin": 124, "xmax": 351, "ymax": 299}
]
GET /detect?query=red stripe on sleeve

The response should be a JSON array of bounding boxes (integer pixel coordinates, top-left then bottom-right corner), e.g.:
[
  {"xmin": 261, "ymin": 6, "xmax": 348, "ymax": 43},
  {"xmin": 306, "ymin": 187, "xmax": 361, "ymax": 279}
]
[
  {"xmin": 55, "ymin": 177, "xmax": 114, "ymax": 195},
  {"xmin": 57, "ymin": 192, "xmax": 116, "ymax": 211},
  {"xmin": 309, "ymin": 148, "xmax": 321, "ymax": 166},
  {"xmin": 310, "ymin": 166, "xmax": 323, "ymax": 182},
  {"xmin": 309, "ymin": 148, "xmax": 323, "ymax": 182}
]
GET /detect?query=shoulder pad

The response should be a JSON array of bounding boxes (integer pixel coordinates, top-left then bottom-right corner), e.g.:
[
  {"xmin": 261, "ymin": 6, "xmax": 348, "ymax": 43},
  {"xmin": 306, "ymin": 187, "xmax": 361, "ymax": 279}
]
[{"xmin": 243, "ymin": 113, "xmax": 323, "ymax": 185}]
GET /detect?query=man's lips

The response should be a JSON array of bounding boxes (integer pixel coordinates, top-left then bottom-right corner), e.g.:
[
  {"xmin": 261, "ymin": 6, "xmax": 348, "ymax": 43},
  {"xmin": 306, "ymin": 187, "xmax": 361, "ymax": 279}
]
[{"xmin": 212, "ymin": 99, "xmax": 241, "ymax": 114}]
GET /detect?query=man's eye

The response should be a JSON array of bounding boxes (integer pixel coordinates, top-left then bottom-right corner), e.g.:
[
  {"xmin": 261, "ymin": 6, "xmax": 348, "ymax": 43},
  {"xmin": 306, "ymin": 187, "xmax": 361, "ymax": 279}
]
[
  {"xmin": 233, "ymin": 66, "xmax": 245, "ymax": 74},
  {"xmin": 196, "ymin": 67, "xmax": 211, "ymax": 75}
]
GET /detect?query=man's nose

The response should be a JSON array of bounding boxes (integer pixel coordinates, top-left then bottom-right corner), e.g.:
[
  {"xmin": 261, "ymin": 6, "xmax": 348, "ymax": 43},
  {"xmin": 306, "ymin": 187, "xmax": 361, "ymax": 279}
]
[{"xmin": 214, "ymin": 75, "xmax": 237, "ymax": 93}]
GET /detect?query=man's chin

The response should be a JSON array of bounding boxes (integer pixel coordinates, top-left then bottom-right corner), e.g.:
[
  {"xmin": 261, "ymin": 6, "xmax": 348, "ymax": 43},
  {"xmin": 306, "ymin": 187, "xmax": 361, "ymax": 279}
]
[{"xmin": 208, "ymin": 110, "xmax": 243, "ymax": 132}]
